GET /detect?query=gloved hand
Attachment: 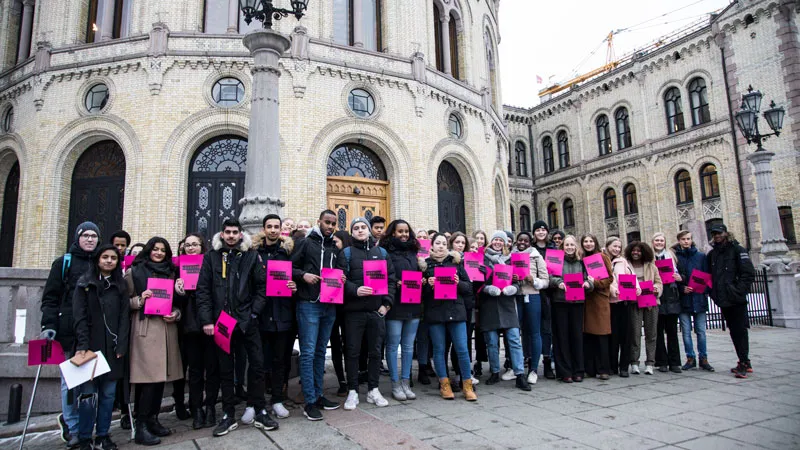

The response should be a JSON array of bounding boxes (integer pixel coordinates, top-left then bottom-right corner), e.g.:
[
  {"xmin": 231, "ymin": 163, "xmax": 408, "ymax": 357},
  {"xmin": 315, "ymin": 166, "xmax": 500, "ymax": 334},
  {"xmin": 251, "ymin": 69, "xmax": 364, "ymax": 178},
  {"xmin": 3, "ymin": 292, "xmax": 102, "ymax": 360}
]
[
  {"xmin": 39, "ymin": 329, "xmax": 56, "ymax": 340},
  {"xmin": 502, "ymin": 285, "xmax": 518, "ymax": 296},
  {"xmin": 484, "ymin": 285, "xmax": 501, "ymax": 297},
  {"xmin": 533, "ymin": 278, "xmax": 549, "ymax": 290}
]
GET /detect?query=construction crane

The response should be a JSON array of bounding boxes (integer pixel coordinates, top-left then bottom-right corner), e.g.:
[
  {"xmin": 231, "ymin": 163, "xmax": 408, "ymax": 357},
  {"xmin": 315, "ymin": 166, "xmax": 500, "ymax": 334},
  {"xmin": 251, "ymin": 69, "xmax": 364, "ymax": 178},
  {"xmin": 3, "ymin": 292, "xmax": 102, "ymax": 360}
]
[{"xmin": 537, "ymin": 30, "xmax": 620, "ymax": 98}]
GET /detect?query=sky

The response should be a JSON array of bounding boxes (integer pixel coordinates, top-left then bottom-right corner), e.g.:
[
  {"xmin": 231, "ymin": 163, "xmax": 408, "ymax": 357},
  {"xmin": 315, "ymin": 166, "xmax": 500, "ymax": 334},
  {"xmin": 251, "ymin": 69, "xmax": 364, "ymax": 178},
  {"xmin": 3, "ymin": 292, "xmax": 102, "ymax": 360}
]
[{"xmin": 498, "ymin": 0, "xmax": 733, "ymax": 108}]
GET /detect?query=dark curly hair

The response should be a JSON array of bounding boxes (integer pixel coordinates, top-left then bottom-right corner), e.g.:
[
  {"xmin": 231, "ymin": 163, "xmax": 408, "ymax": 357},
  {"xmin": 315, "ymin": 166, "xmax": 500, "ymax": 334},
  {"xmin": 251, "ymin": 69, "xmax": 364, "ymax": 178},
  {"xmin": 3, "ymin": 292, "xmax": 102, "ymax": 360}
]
[{"xmin": 624, "ymin": 241, "xmax": 654, "ymax": 264}]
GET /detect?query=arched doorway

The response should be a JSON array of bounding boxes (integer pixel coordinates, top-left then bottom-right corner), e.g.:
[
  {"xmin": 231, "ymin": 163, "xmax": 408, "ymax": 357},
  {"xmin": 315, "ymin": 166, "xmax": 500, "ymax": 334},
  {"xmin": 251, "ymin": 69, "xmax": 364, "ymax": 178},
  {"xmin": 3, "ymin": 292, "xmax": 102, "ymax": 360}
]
[
  {"xmin": 437, "ymin": 161, "xmax": 465, "ymax": 233},
  {"xmin": 0, "ymin": 161, "xmax": 20, "ymax": 266},
  {"xmin": 326, "ymin": 143, "xmax": 389, "ymax": 231},
  {"xmin": 187, "ymin": 136, "xmax": 247, "ymax": 238},
  {"xmin": 68, "ymin": 141, "xmax": 126, "ymax": 247}
]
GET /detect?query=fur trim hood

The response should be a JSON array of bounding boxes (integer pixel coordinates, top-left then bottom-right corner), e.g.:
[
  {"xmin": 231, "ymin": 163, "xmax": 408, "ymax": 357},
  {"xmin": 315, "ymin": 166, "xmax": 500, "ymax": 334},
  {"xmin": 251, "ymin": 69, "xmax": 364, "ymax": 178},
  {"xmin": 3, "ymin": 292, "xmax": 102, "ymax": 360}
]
[
  {"xmin": 212, "ymin": 231, "xmax": 252, "ymax": 252},
  {"xmin": 251, "ymin": 232, "xmax": 294, "ymax": 255}
]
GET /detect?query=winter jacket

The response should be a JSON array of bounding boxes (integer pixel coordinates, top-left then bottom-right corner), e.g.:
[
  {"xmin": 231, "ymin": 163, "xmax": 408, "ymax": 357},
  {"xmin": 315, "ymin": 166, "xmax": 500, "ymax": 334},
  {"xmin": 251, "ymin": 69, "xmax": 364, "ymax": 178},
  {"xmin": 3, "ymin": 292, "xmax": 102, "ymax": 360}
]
[
  {"xmin": 479, "ymin": 250, "xmax": 522, "ymax": 331},
  {"xmin": 337, "ymin": 238, "xmax": 396, "ymax": 313},
  {"xmin": 384, "ymin": 240, "xmax": 425, "ymax": 321},
  {"xmin": 655, "ymin": 251, "xmax": 682, "ymax": 315},
  {"xmin": 673, "ymin": 244, "xmax": 709, "ymax": 314},
  {"xmin": 584, "ymin": 252, "xmax": 612, "ymax": 335},
  {"xmin": 707, "ymin": 239, "xmax": 755, "ymax": 308},
  {"xmin": 253, "ymin": 233, "xmax": 296, "ymax": 333},
  {"xmin": 73, "ymin": 273, "xmax": 130, "ymax": 380},
  {"xmin": 609, "ymin": 255, "xmax": 636, "ymax": 303},
  {"xmin": 548, "ymin": 255, "xmax": 594, "ymax": 303},
  {"xmin": 512, "ymin": 247, "xmax": 550, "ymax": 295},
  {"xmin": 40, "ymin": 243, "xmax": 95, "ymax": 352},
  {"xmin": 630, "ymin": 261, "xmax": 664, "ymax": 304},
  {"xmin": 196, "ymin": 232, "xmax": 267, "ymax": 333},
  {"xmin": 422, "ymin": 253, "xmax": 470, "ymax": 324},
  {"xmin": 290, "ymin": 226, "xmax": 339, "ymax": 303}
]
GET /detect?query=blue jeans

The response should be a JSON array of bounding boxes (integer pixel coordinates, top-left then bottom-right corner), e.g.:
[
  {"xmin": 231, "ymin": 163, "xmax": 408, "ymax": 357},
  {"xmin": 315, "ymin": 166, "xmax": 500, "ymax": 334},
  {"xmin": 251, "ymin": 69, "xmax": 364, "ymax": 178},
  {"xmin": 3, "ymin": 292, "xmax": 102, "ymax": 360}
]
[
  {"xmin": 60, "ymin": 363, "xmax": 79, "ymax": 435},
  {"xmin": 77, "ymin": 377, "xmax": 117, "ymax": 441},
  {"xmin": 517, "ymin": 295, "xmax": 542, "ymax": 372},
  {"xmin": 296, "ymin": 301, "xmax": 337, "ymax": 405},
  {"xmin": 484, "ymin": 328, "xmax": 524, "ymax": 376},
  {"xmin": 429, "ymin": 322, "xmax": 471, "ymax": 380},
  {"xmin": 386, "ymin": 319, "xmax": 420, "ymax": 382},
  {"xmin": 679, "ymin": 312, "xmax": 707, "ymax": 359}
]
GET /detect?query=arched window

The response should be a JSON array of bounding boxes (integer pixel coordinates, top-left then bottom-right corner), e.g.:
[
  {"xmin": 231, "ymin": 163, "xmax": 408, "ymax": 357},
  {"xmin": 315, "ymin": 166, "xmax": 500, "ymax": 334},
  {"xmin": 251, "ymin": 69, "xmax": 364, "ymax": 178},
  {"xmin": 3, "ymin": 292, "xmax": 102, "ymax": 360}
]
[
  {"xmin": 664, "ymin": 87, "xmax": 686, "ymax": 134},
  {"xmin": 85, "ymin": 0, "xmax": 131, "ymax": 42},
  {"xmin": 433, "ymin": 4, "xmax": 444, "ymax": 72},
  {"xmin": 675, "ymin": 170, "xmax": 693, "ymax": 205},
  {"xmin": 596, "ymin": 115, "xmax": 611, "ymax": 155},
  {"xmin": 689, "ymin": 77, "xmax": 710, "ymax": 126},
  {"xmin": 515, "ymin": 141, "xmax": 527, "ymax": 176},
  {"xmin": 700, "ymin": 163, "xmax": 720, "ymax": 199},
  {"xmin": 510, "ymin": 206, "xmax": 516, "ymax": 232},
  {"xmin": 449, "ymin": 11, "xmax": 460, "ymax": 80},
  {"xmin": 0, "ymin": 162, "xmax": 20, "ymax": 266},
  {"xmin": 519, "ymin": 206, "xmax": 531, "ymax": 231},
  {"xmin": 623, "ymin": 183, "xmax": 638, "ymax": 214},
  {"xmin": 604, "ymin": 188, "xmax": 618, "ymax": 219},
  {"xmin": 334, "ymin": 0, "xmax": 382, "ymax": 51},
  {"xmin": 615, "ymin": 107, "xmax": 632, "ymax": 149},
  {"xmin": 327, "ymin": 143, "xmax": 387, "ymax": 180},
  {"xmin": 485, "ymin": 29, "xmax": 498, "ymax": 109},
  {"xmin": 437, "ymin": 161, "xmax": 465, "ymax": 232},
  {"xmin": 557, "ymin": 131, "xmax": 569, "ymax": 168},
  {"xmin": 547, "ymin": 202, "xmax": 559, "ymax": 229},
  {"xmin": 563, "ymin": 199, "xmax": 575, "ymax": 228},
  {"xmin": 542, "ymin": 137, "xmax": 554, "ymax": 174}
]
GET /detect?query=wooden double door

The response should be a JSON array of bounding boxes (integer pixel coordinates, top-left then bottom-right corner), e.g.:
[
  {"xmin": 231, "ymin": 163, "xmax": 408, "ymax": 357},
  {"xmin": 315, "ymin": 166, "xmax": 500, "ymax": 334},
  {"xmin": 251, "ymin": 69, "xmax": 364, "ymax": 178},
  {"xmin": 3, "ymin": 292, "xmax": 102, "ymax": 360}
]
[{"xmin": 326, "ymin": 176, "xmax": 389, "ymax": 231}]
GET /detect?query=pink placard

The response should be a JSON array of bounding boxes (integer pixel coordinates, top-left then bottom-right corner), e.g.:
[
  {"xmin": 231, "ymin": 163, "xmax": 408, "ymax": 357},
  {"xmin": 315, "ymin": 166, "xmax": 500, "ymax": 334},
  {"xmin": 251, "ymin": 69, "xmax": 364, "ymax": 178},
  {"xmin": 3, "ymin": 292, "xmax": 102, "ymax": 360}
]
[
  {"xmin": 417, "ymin": 239, "xmax": 431, "ymax": 259},
  {"xmin": 637, "ymin": 280, "xmax": 658, "ymax": 308},
  {"xmin": 688, "ymin": 269, "xmax": 711, "ymax": 293},
  {"xmin": 320, "ymin": 268, "xmax": 344, "ymax": 304},
  {"xmin": 28, "ymin": 339, "xmax": 66, "ymax": 366},
  {"xmin": 583, "ymin": 253, "xmax": 609, "ymax": 280},
  {"xmin": 266, "ymin": 260, "xmax": 293, "ymax": 297},
  {"xmin": 510, "ymin": 253, "xmax": 530, "ymax": 279},
  {"xmin": 655, "ymin": 259, "xmax": 675, "ymax": 284},
  {"xmin": 144, "ymin": 278, "xmax": 174, "ymax": 316},
  {"xmin": 434, "ymin": 267, "xmax": 458, "ymax": 300},
  {"xmin": 478, "ymin": 246, "xmax": 486, "ymax": 257},
  {"xmin": 492, "ymin": 264, "xmax": 513, "ymax": 289},
  {"xmin": 214, "ymin": 310, "xmax": 237, "ymax": 354},
  {"xmin": 179, "ymin": 255, "xmax": 203, "ymax": 290},
  {"xmin": 564, "ymin": 273, "xmax": 585, "ymax": 301},
  {"xmin": 400, "ymin": 271, "xmax": 422, "ymax": 304},
  {"xmin": 618, "ymin": 274, "xmax": 638, "ymax": 301},
  {"xmin": 122, "ymin": 255, "xmax": 135, "ymax": 271},
  {"xmin": 172, "ymin": 257, "xmax": 179, "ymax": 266},
  {"xmin": 463, "ymin": 252, "xmax": 485, "ymax": 282},
  {"xmin": 363, "ymin": 260, "xmax": 389, "ymax": 295},
  {"xmin": 545, "ymin": 249, "xmax": 565, "ymax": 276}
]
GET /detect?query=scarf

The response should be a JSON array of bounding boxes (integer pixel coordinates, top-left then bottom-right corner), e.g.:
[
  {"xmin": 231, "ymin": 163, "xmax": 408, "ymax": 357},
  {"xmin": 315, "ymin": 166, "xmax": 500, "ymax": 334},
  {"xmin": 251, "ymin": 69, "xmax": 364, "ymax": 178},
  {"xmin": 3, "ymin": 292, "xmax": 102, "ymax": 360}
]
[
  {"xmin": 131, "ymin": 259, "xmax": 174, "ymax": 320},
  {"xmin": 483, "ymin": 246, "xmax": 506, "ymax": 266},
  {"xmin": 384, "ymin": 237, "xmax": 416, "ymax": 253}
]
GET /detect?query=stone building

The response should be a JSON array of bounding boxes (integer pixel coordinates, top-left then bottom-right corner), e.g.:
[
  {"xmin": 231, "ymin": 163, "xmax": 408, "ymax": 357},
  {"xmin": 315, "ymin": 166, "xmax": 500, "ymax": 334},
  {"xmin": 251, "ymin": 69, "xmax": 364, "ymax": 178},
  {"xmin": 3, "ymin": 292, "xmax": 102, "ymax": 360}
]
[
  {"xmin": 0, "ymin": 0, "xmax": 512, "ymax": 269},
  {"xmin": 505, "ymin": 0, "xmax": 799, "ymax": 260}
]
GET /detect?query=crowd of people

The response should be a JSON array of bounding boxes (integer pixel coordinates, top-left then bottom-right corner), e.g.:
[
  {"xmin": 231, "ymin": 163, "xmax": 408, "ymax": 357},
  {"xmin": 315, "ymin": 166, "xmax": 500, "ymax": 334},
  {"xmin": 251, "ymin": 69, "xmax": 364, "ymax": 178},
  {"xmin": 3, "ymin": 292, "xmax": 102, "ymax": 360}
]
[{"xmin": 39, "ymin": 211, "xmax": 757, "ymax": 449}]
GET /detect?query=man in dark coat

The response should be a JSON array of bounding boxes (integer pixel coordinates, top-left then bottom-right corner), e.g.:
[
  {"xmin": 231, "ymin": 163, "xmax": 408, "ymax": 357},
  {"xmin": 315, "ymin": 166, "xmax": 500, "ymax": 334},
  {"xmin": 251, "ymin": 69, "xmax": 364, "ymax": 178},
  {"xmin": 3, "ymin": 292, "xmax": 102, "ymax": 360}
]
[
  {"xmin": 40, "ymin": 221, "xmax": 99, "ymax": 447},
  {"xmin": 707, "ymin": 223, "xmax": 755, "ymax": 378}
]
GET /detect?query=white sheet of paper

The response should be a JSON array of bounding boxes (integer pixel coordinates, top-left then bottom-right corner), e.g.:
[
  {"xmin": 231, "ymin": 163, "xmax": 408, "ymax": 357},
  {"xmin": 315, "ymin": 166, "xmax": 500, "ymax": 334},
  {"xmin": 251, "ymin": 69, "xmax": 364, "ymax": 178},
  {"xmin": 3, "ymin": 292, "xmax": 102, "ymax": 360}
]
[{"xmin": 59, "ymin": 351, "xmax": 111, "ymax": 389}]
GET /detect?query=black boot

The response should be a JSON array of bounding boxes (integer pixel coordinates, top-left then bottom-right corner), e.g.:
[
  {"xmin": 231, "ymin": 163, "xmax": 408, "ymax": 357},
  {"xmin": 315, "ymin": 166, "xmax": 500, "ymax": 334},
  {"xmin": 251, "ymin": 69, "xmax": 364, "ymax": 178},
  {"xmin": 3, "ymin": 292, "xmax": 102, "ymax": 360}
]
[
  {"xmin": 192, "ymin": 407, "xmax": 206, "ymax": 430},
  {"xmin": 204, "ymin": 406, "xmax": 217, "ymax": 429},
  {"xmin": 417, "ymin": 365, "xmax": 431, "ymax": 385},
  {"xmin": 174, "ymin": 401, "xmax": 190, "ymax": 421},
  {"xmin": 134, "ymin": 420, "xmax": 160, "ymax": 446},
  {"xmin": 543, "ymin": 357, "xmax": 556, "ymax": 380},
  {"xmin": 146, "ymin": 416, "xmax": 171, "ymax": 437},
  {"xmin": 120, "ymin": 413, "xmax": 132, "ymax": 430},
  {"xmin": 516, "ymin": 374, "xmax": 532, "ymax": 391}
]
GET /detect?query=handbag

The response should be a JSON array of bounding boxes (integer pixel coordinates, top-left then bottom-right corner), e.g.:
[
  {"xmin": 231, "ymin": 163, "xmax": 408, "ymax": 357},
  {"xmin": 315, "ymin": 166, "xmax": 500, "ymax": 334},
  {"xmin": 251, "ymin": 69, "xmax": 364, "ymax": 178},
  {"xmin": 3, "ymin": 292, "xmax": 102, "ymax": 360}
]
[{"xmin": 69, "ymin": 350, "xmax": 99, "ymax": 380}]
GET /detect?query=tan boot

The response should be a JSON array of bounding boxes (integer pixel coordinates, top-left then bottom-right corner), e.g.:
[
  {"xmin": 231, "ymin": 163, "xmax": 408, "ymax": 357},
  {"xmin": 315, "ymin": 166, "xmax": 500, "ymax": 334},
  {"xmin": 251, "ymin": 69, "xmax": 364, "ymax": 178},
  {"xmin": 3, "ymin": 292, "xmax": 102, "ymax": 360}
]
[
  {"xmin": 463, "ymin": 378, "xmax": 477, "ymax": 402},
  {"xmin": 439, "ymin": 378, "xmax": 455, "ymax": 400}
]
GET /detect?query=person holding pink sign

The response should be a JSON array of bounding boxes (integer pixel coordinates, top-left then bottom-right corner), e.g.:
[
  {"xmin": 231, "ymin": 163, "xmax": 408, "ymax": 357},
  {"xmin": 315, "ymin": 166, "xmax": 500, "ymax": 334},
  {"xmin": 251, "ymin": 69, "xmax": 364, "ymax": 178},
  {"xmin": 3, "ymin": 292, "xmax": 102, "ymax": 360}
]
[
  {"xmin": 605, "ymin": 237, "xmax": 638, "ymax": 378},
  {"xmin": 580, "ymin": 235, "xmax": 613, "ymax": 381},
  {"xmin": 511, "ymin": 231, "xmax": 549, "ymax": 386},
  {"xmin": 126, "ymin": 237, "xmax": 182, "ymax": 445},
  {"xmin": 652, "ymin": 233, "xmax": 684, "ymax": 374},
  {"xmin": 531, "ymin": 221, "xmax": 558, "ymax": 380},
  {"xmin": 625, "ymin": 241, "xmax": 663, "ymax": 376},
  {"xmin": 469, "ymin": 230, "xmax": 490, "ymax": 379}
]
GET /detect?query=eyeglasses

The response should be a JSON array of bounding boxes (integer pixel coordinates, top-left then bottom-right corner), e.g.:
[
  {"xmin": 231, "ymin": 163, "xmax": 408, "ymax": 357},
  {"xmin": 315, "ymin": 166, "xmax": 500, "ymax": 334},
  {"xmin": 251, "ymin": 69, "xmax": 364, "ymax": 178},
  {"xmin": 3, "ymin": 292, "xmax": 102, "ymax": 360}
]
[{"xmin": 80, "ymin": 233, "xmax": 99, "ymax": 240}]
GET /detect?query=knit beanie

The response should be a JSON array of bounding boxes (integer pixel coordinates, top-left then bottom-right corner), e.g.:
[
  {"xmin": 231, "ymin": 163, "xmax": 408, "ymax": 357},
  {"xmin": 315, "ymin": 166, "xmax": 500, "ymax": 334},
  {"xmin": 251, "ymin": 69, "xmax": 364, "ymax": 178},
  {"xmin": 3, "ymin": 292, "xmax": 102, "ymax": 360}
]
[
  {"xmin": 490, "ymin": 230, "xmax": 507, "ymax": 244},
  {"xmin": 350, "ymin": 217, "xmax": 372, "ymax": 236},
  {"xmin": 75, "ymin": 221, "xmax": 100, "ymax": 243},
  {"xmin": 532, "ymin": 220, "xmax": 549, "ymax": 232}
]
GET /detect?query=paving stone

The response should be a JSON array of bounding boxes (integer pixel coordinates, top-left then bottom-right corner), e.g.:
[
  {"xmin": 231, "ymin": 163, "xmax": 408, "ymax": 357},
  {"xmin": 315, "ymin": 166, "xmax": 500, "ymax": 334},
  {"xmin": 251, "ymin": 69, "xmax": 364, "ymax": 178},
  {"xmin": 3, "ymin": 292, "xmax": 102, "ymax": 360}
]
[
  {"xmin": 675, "ymin": 435, "xmax": 763, "ymax": 450},
  {"xmin": 424, "ymin": 432, "xmax": 507, "ymax": 450},
  {"xmin": 720, "ymin": 424, "xmax": 800, "ymax": 449},
  {"xmin": 571, "ymin": 390, "xmax": 638, "ymax": 407},
  {"xmin": 619, "ymin": 419, "xmax": 706, "ymax": 444},
  {"xmin": 392, "ymin": 417, "xmax": 462, "ymax": 440},
  {"xmin": 528, "ymin": 416, "xmax": 605, "ymax": 439},
  {"xmin": 660, "ymin": 411, "xmax": 747, "ymax": 434},
  {"xmin": 752, "ymin": 414, "xmax": 800, "ymax": 436},
  {"xmin": 435, "ymin": 410, "xmax": 516, "ymax": 431},
  {"xmin": 473, "ymin": 423, "xmax": 560, "ymax": 448},
  {"xmin": 570, "ymin": 407, "xmax": 648, "ymax": 428},
  {"xmin": 569, "ymin": 428, "xmax": 663, "ymax": 450}
]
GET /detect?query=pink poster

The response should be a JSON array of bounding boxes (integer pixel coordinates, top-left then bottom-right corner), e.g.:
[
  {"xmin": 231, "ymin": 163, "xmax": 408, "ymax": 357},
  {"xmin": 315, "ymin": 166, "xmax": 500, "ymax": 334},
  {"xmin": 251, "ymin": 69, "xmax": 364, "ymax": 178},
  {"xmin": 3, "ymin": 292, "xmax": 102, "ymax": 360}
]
[
  {"xmin": 545, "ymin": 249, "xmax": 565, "ymax": 276},
  {"xmin": 144, "ymin": 278, "xmax": 174, "ymax": 316},
  {"xmin": 28, "ymin": 339, "xmax": 66, "ymax": 366},
  {"xmin": 510, "ymin": 253, "xmax": 530, "ymax": 279},
  {"xmin": 492, "ymin": 264, "xmax": 513, "ymax": 290},
  {"xmin": 564, "ymin": 273, "xmax": 585, "ymax": 301},
  {"xmin": 688, "ymin": 269, "xmax": 711, "ymax": 293},
  {"xmin": 172, "ymin": 257, "xmax": 179, "ymax": 266},
  {"xmin": 618, "ymin": 274, "xmax": 638, "ymax": 301},
  {"xmin": 363, "ymin": 260, "xmax": 389, "ymax": 295},
  {"xmin": 266, "ymin": 260, "xmax": 293, "ymax": 297},
  {"xmin": 478, "ymin": 246, "xmax": 485, "ymax": 257},
  {"xmin": 320, "ymin": 268, "xmax": 344, "ymax": 304},
  {"xmin": 434, "ymin": 267, "xmax": 458, "ymax": 300},
  {"xmin": 655, "ymin": 259, "xmax": 675, "ymax": 284},
  {"xmin": 179, "ymin": 255, "xmax": 203, "ymax": 290},
  {"xmin": 583, "ymin": 253, "xmax": 609, "ymax": 280},
  {"xmin": 463, "ymin": 252, "xmax": 485, "ymax": 282},
  {"xmin": 214, "ymin": 310, "xmax": 237, "ymax": 354},
  {"xmin": 417, "ymin": 239, "xmax": 431, "ymax": 259},
  {"xmin": 400, "ymin": 271, "xmax": 422, "ymax": 304},
  {"xmin": 637, "ymin": 280, "xmax": 658, "ymax": 308},
  {"xmin": 122, "ymin": 255, "xmax": 135, "ymax": 271}
]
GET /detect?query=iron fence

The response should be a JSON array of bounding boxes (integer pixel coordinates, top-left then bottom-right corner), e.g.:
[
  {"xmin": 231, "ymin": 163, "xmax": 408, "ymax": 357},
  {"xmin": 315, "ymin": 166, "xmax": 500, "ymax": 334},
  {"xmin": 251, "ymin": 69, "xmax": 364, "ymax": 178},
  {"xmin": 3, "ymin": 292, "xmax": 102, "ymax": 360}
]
[{"xmin": 706, "ymin": 266, "xmax": 773, "ymax": 330}]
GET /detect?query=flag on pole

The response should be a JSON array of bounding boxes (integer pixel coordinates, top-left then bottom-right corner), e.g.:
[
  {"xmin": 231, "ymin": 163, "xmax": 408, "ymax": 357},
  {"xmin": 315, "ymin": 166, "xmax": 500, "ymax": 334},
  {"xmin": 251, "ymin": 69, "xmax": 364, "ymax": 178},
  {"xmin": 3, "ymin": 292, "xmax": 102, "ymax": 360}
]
[{"xmin": 536, "ymin": 75, "xmax": 543, "ymax": 84}]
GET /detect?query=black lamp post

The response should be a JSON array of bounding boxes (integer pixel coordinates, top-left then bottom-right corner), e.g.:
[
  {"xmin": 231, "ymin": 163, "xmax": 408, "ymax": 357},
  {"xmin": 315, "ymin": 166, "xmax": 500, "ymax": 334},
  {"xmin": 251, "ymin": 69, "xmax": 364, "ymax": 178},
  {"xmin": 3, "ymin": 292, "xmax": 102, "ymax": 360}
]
[
  {"xmin": 240, "ymin": 0, "xmax": 309, "ymax": 29},
  {"xmin": 734, "ymin": 85, "xmax": 786, "ymax": 151}
]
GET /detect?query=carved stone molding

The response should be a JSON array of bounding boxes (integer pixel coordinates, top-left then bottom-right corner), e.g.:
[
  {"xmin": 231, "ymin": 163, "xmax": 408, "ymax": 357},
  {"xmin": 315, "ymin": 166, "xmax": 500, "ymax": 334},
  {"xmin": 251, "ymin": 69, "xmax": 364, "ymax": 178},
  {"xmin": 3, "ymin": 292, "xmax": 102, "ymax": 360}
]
[
  {"xmin": 625, "ymin": 213, "xmax": 640, "ymax": 232},
  {"xmin": 702, "ymin": 198, "xmax": 722, "ymax": 220}
]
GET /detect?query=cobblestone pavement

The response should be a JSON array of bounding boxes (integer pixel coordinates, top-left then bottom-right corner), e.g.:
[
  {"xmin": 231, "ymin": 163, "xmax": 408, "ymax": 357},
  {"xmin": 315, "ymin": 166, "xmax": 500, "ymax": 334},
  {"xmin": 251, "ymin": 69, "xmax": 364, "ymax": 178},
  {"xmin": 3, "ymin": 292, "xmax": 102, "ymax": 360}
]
[{"xmin": 4, "ymin": 326, "xmax": 800, "ymax": 449}]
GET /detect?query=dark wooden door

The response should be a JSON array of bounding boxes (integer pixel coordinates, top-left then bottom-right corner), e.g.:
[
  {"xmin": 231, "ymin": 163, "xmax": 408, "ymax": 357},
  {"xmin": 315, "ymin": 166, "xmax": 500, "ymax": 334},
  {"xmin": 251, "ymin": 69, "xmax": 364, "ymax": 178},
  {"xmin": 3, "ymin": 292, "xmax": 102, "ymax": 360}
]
[
  {"xmin": 437, "ymin": 161, "xmax": 465, "ymax": 233},
  {"xmin": 0, "ymin": 162, "xmax": 20, "ymax": 266}
]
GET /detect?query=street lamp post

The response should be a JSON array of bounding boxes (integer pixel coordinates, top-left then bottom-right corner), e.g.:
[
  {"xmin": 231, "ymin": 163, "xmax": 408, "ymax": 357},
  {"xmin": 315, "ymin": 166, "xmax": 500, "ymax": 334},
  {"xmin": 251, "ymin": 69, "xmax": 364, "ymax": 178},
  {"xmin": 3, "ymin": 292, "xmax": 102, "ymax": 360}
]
[{"xmin": 237, "ymin": 0, "xmax": 309, "ymax": 234}]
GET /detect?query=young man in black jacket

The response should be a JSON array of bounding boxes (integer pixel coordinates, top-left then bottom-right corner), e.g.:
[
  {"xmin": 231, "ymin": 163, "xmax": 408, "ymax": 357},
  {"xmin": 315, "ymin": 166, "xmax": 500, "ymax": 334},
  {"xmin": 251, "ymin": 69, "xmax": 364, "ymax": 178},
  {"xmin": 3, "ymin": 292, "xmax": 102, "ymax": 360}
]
[
  {"xmin": 707, "ymin": 223, "xmax": 756, "ymax": 378},
  {"xmin": 196, "ymin": 218, "xmax": 278, "ymax": 436}
]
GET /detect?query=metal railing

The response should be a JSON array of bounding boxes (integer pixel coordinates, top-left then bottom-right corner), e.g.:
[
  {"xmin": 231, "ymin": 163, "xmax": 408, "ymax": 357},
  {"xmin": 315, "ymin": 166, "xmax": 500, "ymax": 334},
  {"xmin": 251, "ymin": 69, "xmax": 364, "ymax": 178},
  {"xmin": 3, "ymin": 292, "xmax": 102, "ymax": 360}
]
[{"xmin": 706, "ymin": 267, "xmax": 773, "ymax": 330}]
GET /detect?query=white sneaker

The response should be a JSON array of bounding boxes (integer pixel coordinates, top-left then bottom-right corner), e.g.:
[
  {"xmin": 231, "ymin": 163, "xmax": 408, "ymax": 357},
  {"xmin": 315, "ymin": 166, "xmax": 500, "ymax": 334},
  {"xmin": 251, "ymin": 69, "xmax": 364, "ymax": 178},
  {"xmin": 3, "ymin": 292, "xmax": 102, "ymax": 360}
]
[
  {"xmin": 470, "ymin": 376, "xmax": 480, "ymax": 386},
  {"xmin": 630, "ymin": 364, "xmax": 640, "ymax": 374},
  {"xmin": 344, "ymin": 390, "xmax": 359, "ymax": 410},
  {"xmin": 644, "ymin": 365, "xmax": 654, "ymax": 375},
  {"xmin": 272, "ymin": 402, "xmax": 290, "ymax": 419},
  {"xmin": 401, "ymin": 379, "xmax": 416, "ymax": 400},
  {"xmin": 527, "ymin": 371, "xmax": 538, "ymax": 385},
  {"xmin": 366, "ymin": 388, "xmax": 389, "ymax": 407},
  {"xmin": 501, "ymin": 368, "xmax": 516, "ymax": 381},
  {"xmin": 241, "ymin": 406, "xmax": 255, "ymax": 425}
]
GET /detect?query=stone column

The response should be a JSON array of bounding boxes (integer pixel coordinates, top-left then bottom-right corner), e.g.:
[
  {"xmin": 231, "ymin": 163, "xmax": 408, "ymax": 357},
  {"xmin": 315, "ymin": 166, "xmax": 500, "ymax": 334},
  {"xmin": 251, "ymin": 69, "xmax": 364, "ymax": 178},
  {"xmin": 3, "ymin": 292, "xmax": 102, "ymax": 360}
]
[
  {"xmin": 16, "ymin": 0, "xmax": 35, "ymax": 61},
  {"xmin": 238, "ymin": 29, "xmax": 291, "ymax": 234},
  {"xmin": 746, "ymin": 150, "xmax": 790, "ymax": 265},
  {"xmin": 352, "ymin": 0, "xmax": 363, "ymax": 47},
  {"xmin": 440, "ymin": 14, "xmax": 452, "ymax": 75},
  {"xmin": 227, "ymin": 0, "xmax": 239, "ymax": 33},
  {"xmin": 100, "ymin": 0, "xmax": 116, "ymax": 41}
]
